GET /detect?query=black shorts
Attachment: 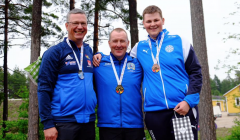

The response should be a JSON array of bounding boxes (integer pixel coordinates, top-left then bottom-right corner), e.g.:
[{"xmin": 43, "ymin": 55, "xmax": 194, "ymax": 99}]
[
  {"xmin": 99, "ymin": 127, "xmax": 145, "ymax": 140},
  {"xmin": 55, "ymin": 122, "xmax": 95, "ymax": 140},
  {"xmin": 145, "ymin": 108, "xmax": 198, "ymax": 140}
]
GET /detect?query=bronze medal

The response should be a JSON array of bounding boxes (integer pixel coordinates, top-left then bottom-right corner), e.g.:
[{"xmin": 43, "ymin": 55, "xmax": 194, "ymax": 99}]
[
  {"xmin": 152, "ymin": 64, "xmax": 160, "ymax": 73},
  {"xmin": 116, "ymin": 85, "xmax": 124, "ymax": 94}
]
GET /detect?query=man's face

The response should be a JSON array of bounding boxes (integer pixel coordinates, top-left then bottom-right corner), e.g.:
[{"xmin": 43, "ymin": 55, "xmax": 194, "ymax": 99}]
[
  {"xmin": 143, "ymin": 12, "xmax": 165, "ymax": 40},
  {"xmin": 65, "ymin": 14, "xmax": 87, "ymax": 43},
  {"xmin": 108, "ymin": 31, "xmax": 129, "ymax": 60}
]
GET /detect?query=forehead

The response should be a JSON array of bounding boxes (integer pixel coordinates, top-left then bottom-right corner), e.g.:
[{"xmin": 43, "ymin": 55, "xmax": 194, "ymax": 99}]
[
  {"xmin": 143, "ymin": 12, "xmax": 161, "ymax": 21},
  {"xmin": 110, "ymin": 31, "xmax": 128, "ymax": 40},
  {"xmin": 69, "ymin": 14, "xmax": 87, "ymax": 22}
]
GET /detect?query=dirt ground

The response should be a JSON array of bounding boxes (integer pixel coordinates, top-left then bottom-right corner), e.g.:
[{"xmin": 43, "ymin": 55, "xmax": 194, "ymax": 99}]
[{"xmin": 215, "ymin": 111, "xmax": 239, "ymax": 128}]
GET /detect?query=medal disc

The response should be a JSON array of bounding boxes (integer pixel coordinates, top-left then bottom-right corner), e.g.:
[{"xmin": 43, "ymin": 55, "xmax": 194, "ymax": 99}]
[
  {"xmin": 116, "ymin": 85, "xmax": 124, "ymax": 94},
  {"xmin": 152, "ymin": 64, "xmax": 160, "ymax": 73},
  {"xmin": 78, "ymin": 70, "xmax": 84, "ymax": 79}
]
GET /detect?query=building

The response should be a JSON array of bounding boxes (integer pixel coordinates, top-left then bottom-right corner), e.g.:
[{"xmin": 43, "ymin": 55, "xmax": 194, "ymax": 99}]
[{"xmin": 223, "ymin": 84, "xmax": 240, "ymax": 116}]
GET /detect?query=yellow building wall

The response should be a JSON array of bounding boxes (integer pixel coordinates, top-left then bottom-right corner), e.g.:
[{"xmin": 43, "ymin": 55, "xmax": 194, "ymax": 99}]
[
  {"xmin": 225, "ymin": 86, "xmax": 240, "ymax": 114},
  {"xmin": 212, "ymin": 100, "xmax": 225, "ymax": 111}
]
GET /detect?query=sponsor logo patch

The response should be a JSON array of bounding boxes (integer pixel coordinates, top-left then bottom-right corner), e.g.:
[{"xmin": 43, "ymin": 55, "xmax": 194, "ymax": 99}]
[
  {"xmin": 104, "ymin": 63, "xmax": 111, "ymax": 66},
  {"xmin": 85, "ymin": 54, "xmax": 90, "ymax": 59},
  {"xmin": 87, "ymin": 60, "xmax": 92, "ymax": 67},
  {"xmin": 65, "ymin": 61, "xmax": 76, "ymax": 66}
]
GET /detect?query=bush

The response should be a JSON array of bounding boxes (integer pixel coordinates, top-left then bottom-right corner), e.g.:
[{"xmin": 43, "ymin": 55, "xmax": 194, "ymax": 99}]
[{"xmin": 224, "ymin": 117, "xmax": 240, "ymax": 140}]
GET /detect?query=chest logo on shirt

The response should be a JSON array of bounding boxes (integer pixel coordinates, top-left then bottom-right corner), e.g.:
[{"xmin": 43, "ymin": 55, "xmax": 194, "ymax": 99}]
[
  {"xmin": 104, "ymin": 63, "xmax": 111, "ymax": 66},
  {"xmin": 65, "ymin": 61, "xmax": 76, "ymax": 66},
  {"xmin": 165, "ymin": 45, "xmax": 174, "ymax": 53},
  {"xmin": 85, "ymin": 54, "xmax": 90, "ymax": 59},
  {"xmin": 65, "ymin": 55, "xmax": 73, "ymax": 60},
  {"xmin": 87, "ymin": 60, "xmax": 92, "ymax": 67},
  {"xmin": 143, "ymin": 49, "xmax": 149, "ymax": 54},
  {"xmin": 127, "ymin": 63, "xmax": 135, "ymax": 71}
]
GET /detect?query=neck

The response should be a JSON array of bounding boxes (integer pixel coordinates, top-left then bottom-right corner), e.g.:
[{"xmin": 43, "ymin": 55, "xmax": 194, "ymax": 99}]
[{"xmin": 75, "ymin": 41, "xmax": 83, "ymax": 48}]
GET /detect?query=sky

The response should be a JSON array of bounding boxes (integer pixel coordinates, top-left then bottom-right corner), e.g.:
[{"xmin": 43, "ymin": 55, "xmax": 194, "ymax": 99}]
[{"xmin": 1, "ymin": 0, "xmax": 239, "ymax": 80}]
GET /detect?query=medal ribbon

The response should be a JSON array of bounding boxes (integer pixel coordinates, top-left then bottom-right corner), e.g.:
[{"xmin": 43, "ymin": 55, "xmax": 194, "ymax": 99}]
[
  {"xmin": 66, "ymin": 38, "xmax": 83, "ymax": 72},
  {"xmin": 148, "ymin": 32, "xmax": 165, "ymax": 65},
  {"xmin": 110, "ymin": 55, "xmax": 127, "ymax": 86}
]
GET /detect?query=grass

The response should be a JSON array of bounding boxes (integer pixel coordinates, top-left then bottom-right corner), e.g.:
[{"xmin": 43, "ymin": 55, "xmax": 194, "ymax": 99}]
[
  {"xmin": 0, "ymin": 100, "xmax": 23, "ymax": 121},
  {"xmin": 0, "ymin": 100, "xmax": 233, "ymax": 140}
]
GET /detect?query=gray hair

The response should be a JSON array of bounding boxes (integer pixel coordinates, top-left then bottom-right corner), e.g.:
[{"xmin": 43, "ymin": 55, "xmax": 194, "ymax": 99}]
[{"xmin": 66, "ymin": 9, "xmax": 86, "ymax": 22}]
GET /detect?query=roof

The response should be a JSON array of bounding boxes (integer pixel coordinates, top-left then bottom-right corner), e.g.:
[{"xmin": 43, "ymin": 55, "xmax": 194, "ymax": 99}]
[
  {"xmin": 212, "ymin": 95, "xmax": 225, "ymax": 100},
  {"xmin": 223, "ymin": 83, "xmax": 240, "ymax": 96}
]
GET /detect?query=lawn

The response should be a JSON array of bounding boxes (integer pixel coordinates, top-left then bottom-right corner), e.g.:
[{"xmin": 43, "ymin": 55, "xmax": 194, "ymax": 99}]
[{"xmin": 0, "ymin": 100, "xmax": 233, "ymax": 140}]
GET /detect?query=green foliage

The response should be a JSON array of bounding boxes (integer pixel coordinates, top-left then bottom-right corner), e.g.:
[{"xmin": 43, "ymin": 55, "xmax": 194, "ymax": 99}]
[
  {"xmin": 0, "ymin": 67, "xmax": 28, "ymax": 104},
  {"xmin": 0, "ymin": 85, "xmax": 45, "ymax": 139},
  {"xmin": 222, "ymin": 117, "xmax": 240, "ymax": 140},
  {"xmin": 0, "ymin": 0, "xmax": 68, "ymax": 48},
  {"xmin": 210, "ymin": 74, "xmax": 240, "ymax": 95}
]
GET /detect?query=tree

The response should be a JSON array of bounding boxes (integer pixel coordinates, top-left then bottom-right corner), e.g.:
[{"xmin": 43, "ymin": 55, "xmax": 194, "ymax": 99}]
[
  {"xmin": 190, "ymin": 0, "xmax": 216, "ymax": 139},
  {"xmin": 128, "ymin": 0, "xmax": 138, "ymax": 48},
  {"xmin": 2, "ymin": 0, "xmax": 9, "ymax": 138},
  {"xmin": 213, "ymin": 75, "xmax": 221, "ymax": 92},
  {"xmin": 70, "ymin": 0, "xmax": 75, "ymax": 10},
  {"xmin": 81, "ymin": 0, "xmax": 141, "ymax": 53},
  {"xmin": 0, "ymin": 0, "xmax": 66, "ymax": 49},
  {"xmin": 216, "ymin": 2, "xmax": 240, "ymax": 77},
  {"xmin": 8, "ymin": 67, "xmax": 28, "ymax": 98},
  {"xmin": 28, "ymin": 0, "xmax": 42, "ymax": 139}
]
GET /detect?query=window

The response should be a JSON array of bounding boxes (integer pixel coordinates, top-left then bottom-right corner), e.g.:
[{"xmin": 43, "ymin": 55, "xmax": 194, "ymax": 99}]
[{"xmin": 236, "ymin": 97, "xmax": 240, "ymax": 106}]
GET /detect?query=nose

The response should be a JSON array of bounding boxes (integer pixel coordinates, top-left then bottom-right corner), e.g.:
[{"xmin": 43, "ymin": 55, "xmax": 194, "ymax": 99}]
[
  {"xmin": 116, "ymin": 41, "xmax": 121, "ymax": 47},
  {"xmin": 150, "ymin": 21, "xmax": 155, "ymax": 26},
  {"xmin": 77, "ymin": 23, "xmax": 83, "ymax": 28}
]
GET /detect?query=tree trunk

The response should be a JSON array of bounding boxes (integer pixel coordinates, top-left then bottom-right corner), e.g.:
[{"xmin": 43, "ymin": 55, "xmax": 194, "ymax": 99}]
[
  {"xmin": 93, "ymin": 0, "xmax": 99, "ymax": 54},
  {"xmin": 28, "ymin": 0, "xmax": 42, "ymax": 139},
  {"xmin": 70, "ymin": 0, "xmax": 75, "ymax": 10},
  {"xmin": 2, "ymin": 0, "xmax": 9, "ymax": 138},
  {"xmin": 128, "ymin": 0, "xmax": 138, "ymax": 48},
  {"xmin": 190, "ymin": 0, "xmax": 216, "ymax": 140}
]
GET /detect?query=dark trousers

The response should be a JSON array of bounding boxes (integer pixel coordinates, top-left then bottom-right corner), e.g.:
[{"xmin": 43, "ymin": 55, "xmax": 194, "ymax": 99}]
[
  {"xmin": 145, "ymin": 108, "xmax": 198, "ymax": 140},
  {"xmin": 55, "ymin": 122, "xmax": 95, "ymax": 140},
  {"xmin": 99, "ymin": 127, "xmax": 145, "ymax": 140}
]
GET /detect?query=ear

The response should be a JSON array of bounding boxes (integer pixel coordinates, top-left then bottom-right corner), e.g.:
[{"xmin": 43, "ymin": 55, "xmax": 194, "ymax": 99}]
[
  {"xmin": 162, "ymin": 18, "xmax": 165, "ymax": 25},
  {"xmin": 65, "ymin": 23, "xmax": 69, "ymax": 31}
]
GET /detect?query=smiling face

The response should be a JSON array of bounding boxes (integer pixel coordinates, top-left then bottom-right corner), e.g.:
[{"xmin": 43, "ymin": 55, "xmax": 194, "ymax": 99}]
[
  {"xmin": 108, "ymin": 30, "xmax": 129, "ymax": 60},
  {"xmin": 143, "ymin": 12, "xmax": 165, "ymax": 40},
  {"xmin": 65, "ymin": 14, "xmax": 87, "ymax": 47}
]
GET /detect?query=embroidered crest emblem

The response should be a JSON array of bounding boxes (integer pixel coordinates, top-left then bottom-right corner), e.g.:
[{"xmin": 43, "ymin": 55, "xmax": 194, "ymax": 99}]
[
  {"xmin": 127, "ymin": 63, "xmax": 135, "ymax": 70},
  {"xmin": 165, "ymin": 45, "xmax": 174, "ymax": 53}
]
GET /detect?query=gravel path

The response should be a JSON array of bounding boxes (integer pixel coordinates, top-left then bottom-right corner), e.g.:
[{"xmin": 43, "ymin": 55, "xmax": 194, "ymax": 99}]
[{"xmin": 215, "ymin": 112, "xmax": 239, "ymax": 128}]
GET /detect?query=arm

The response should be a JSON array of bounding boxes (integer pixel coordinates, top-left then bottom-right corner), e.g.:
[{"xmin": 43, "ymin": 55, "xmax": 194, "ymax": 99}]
[
  {"xmin": 93, "ymin": 52, "xmax": 107, "ymax": 67},
  {"xmin": 174, "ymin": 45, "xmax": 202, "ymax": 115},
  {"xmin": 38, "ymin": 47, "xmax": 60, "ymax": 130},
  {"xmin": 129, "ymin": 42, "xmax": 138, "ymax": 58}
]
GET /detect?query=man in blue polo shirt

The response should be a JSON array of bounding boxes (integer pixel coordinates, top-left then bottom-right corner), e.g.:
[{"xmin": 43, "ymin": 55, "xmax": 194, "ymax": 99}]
[{"xmin": 94, "ymin": 28, "xmax": 145, "ymax": 140}]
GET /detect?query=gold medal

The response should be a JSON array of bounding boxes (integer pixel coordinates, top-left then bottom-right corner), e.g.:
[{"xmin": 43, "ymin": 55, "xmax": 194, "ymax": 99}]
[
  {"xmin": 152, "ymin": 64, "xmax": 160, "ymax": 73},
  {"xmin": 116, "ymin": 85, "xmax": 124, "ymax": 94}
]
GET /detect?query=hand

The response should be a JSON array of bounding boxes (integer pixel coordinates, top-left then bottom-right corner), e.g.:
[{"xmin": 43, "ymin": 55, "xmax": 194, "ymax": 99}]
[
  {"xmin": 44, "ymin": 127, "xmax": 58, "ymax": 140},
  {"xmin": 93, "ymin": 54, "xmax": 102, "ymax": 67},
  {"xmin": 173, "ymin": 101, "xmax": 190, "ymax": 116}
]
